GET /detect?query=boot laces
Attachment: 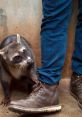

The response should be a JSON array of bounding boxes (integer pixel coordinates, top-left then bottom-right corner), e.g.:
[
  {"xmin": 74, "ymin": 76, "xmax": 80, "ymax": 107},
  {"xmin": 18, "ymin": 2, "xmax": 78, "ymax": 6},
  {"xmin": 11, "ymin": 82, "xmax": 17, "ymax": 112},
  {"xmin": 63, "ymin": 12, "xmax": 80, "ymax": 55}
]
[{"xmin": 32, "ymin": 81, "xmax": 44, "ymax": 93}]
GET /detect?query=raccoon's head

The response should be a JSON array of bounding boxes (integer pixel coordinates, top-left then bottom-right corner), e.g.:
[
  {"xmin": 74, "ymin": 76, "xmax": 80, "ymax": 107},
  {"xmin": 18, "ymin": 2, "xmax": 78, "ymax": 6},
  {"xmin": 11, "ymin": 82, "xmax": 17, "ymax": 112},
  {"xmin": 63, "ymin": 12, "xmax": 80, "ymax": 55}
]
[{"xmin": 0, "ymin": 34, "xmax": 34, "ymax": 70}]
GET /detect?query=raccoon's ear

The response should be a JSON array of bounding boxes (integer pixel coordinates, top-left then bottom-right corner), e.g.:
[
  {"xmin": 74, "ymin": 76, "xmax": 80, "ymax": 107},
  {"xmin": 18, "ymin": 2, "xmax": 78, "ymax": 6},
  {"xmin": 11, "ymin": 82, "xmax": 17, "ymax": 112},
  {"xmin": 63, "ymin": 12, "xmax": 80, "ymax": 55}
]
[
  {"xmin": 0, "ymin": 49, "xmax": 6, "ymax": 59},
  {"xmin": 17, "ymin": 34, "xmax": 21, "ymax": 44},
  {"xmin": 0, "ymin": 50, "xmax": 4, "ymax": 56}
]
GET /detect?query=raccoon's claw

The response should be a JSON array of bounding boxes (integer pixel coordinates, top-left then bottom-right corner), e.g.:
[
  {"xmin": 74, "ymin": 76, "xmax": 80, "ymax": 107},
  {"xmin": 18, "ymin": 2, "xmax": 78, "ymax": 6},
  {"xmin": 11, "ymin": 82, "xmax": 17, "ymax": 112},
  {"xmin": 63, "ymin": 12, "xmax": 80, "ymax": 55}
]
[{"xmin": 0, "ymin": 97, "xmax": 10, "ymax": 106}]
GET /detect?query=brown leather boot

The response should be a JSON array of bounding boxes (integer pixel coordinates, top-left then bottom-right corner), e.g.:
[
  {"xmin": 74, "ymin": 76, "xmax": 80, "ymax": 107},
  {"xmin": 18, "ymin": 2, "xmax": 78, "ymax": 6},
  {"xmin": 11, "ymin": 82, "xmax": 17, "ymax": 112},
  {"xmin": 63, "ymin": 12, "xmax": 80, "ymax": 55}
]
[
  {"xmin": 8, "ymin": 81, "xmax": 61, "ymax": 113},
  {"xmin": 70, "ymin": 72, "xmax": 82, "ymax": 109}
]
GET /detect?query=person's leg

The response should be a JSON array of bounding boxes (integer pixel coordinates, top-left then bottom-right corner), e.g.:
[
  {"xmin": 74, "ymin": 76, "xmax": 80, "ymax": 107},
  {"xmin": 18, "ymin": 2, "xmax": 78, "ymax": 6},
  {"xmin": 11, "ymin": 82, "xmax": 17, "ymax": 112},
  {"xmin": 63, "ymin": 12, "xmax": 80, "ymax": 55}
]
[
  {"xmin": 72, "ymin": 0, "xmax": 82, "ymax": 74},
  {"xmin": 71, "ymin": 0, "xmax": 82, "ymax": 109},
  {"xmin": 8, "ymin": 0, "xmax": 72, "ymax": 113},
  {"xmin": 38, "ymin": 0, "xmax": 72, "ymax": 85}
]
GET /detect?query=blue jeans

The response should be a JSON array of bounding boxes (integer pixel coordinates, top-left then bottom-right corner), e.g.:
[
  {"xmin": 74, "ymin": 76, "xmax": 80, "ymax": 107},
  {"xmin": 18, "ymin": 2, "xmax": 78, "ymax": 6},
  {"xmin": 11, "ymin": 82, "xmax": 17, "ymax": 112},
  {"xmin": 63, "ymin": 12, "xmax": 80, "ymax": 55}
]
[
  {"xmin": 72, "ymin": 0, "xmax": 82, "ymax": 75},
  {"xmin": 37, "ymin": 0, "xmax": 72, "ymax": 85}
]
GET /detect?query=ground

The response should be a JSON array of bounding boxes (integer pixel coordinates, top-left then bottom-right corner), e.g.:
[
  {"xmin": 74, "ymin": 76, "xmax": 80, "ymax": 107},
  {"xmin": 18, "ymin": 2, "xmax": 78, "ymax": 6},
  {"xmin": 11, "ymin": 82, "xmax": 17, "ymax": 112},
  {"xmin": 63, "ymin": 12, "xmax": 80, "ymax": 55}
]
[{"xmin": 0, "ymin": 78, "xmax": 82, "ymax": 117}]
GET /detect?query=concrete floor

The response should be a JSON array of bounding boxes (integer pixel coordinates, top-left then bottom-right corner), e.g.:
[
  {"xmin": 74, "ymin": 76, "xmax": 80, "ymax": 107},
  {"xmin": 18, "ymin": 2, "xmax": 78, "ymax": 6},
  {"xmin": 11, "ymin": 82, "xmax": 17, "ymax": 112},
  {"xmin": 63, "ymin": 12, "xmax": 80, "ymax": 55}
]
[{"xmin": 0, "ymin": 79, "xmax": 82, "ymax": 117}]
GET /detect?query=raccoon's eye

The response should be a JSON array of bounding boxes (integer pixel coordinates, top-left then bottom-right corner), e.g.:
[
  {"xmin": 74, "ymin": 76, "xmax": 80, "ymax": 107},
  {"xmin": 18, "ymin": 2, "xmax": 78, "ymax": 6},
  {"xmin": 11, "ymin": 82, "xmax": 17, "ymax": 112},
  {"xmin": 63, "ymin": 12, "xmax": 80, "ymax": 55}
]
[{"xmin": 13, "ymin": 55, "xmax": 22, "ymax": 63}]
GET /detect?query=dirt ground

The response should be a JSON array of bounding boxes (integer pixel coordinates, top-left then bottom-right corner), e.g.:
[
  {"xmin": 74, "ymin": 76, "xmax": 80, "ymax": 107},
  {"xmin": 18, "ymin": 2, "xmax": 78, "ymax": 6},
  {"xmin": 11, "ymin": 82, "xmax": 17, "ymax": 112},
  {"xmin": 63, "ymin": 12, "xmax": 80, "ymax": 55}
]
[{"xmin": 0, "ymin": 79, "xmax": 82, "ymax": 117}]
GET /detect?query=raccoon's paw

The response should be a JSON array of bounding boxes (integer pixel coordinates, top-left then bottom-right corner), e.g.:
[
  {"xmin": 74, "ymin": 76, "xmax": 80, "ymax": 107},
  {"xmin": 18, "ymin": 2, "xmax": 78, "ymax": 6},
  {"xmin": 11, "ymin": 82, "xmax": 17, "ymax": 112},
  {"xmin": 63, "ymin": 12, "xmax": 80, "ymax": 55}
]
[{"xmin": 0, "ymin": 97, "xmax": 11, "ymax": 106}]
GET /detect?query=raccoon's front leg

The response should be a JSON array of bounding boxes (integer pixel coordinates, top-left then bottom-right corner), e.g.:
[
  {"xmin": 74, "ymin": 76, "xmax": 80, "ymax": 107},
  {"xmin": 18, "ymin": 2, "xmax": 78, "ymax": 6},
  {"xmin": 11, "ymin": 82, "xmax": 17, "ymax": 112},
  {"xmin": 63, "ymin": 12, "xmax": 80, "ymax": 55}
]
[
  {"xmin": 0, "ymin": 80, "xmax": 11, "ymax": 106},
  {"xmin": 0, "ymin": 67, "xmax": 11, "ymax": 106},
  {"xmin": 30, "ymin": 66, "xmax": 38, "ymax": 83}
]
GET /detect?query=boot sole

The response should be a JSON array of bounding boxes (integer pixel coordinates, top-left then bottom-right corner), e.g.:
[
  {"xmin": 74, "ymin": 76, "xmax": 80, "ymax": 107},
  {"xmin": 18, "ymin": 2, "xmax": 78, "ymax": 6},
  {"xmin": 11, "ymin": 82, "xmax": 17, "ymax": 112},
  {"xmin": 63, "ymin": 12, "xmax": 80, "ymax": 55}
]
[
  {"xmin": 8, "ymin": 105, "xmax": 61, "ymax": 114},
  {"xmin": 70, "ymin": 89, "xmax": 82, "ymax": 109}
]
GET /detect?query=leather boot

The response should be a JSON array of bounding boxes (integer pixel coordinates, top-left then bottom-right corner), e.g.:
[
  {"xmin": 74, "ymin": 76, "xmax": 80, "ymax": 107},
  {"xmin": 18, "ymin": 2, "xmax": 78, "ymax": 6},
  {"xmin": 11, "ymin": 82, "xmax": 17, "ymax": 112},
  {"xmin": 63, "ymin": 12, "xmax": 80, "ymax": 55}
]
[
  {"xmin": 70, "ymin": 72, "xmax": 82, "ymax": 109},
  {"xmin": 8, "ymin": 81, "xmax": 61, "ymax": 113}
]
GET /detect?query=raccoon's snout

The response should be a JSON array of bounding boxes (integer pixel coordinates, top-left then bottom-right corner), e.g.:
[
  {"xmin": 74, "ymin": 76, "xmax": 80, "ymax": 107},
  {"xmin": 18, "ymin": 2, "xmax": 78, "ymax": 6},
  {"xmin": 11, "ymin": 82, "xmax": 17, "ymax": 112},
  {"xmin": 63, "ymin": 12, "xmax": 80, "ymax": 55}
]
[
  {"xmin": 27, "ymin": 57, "xmax": 34, "ymax": 66},
  {"xmin": 27, "ymin": 57, "xmax": 32, "ymax": 63}
]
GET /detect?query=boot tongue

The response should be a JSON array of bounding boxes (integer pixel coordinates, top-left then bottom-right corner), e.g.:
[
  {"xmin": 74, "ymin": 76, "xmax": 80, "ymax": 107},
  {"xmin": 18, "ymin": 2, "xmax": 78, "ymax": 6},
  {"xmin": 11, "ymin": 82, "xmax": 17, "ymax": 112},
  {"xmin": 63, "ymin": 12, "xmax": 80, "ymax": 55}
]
[{"xmin": 73, "ymin": 72, "xmax": 82, "ymax": 79}]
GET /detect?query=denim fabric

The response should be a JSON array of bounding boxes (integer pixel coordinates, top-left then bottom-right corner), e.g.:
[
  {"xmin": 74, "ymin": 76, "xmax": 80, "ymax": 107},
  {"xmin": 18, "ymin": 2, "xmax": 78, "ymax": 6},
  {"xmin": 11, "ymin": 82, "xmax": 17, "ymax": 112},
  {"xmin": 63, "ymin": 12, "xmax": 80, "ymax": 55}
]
[
  {"xmin": 72, "ymin": 0, "xmax": 82, "ymax": 75},
  {"xmin": 37, "ymin": 0, "xmax": 72, "ymax": 85}
]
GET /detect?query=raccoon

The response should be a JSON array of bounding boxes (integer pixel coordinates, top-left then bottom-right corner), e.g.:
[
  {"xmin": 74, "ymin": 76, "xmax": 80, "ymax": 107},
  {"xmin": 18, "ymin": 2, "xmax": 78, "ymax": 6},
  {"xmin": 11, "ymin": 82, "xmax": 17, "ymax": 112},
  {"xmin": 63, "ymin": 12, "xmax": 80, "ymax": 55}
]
[{"xmin": 0, "ymin": 34, "xmax": 37, "ymax": 106}]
